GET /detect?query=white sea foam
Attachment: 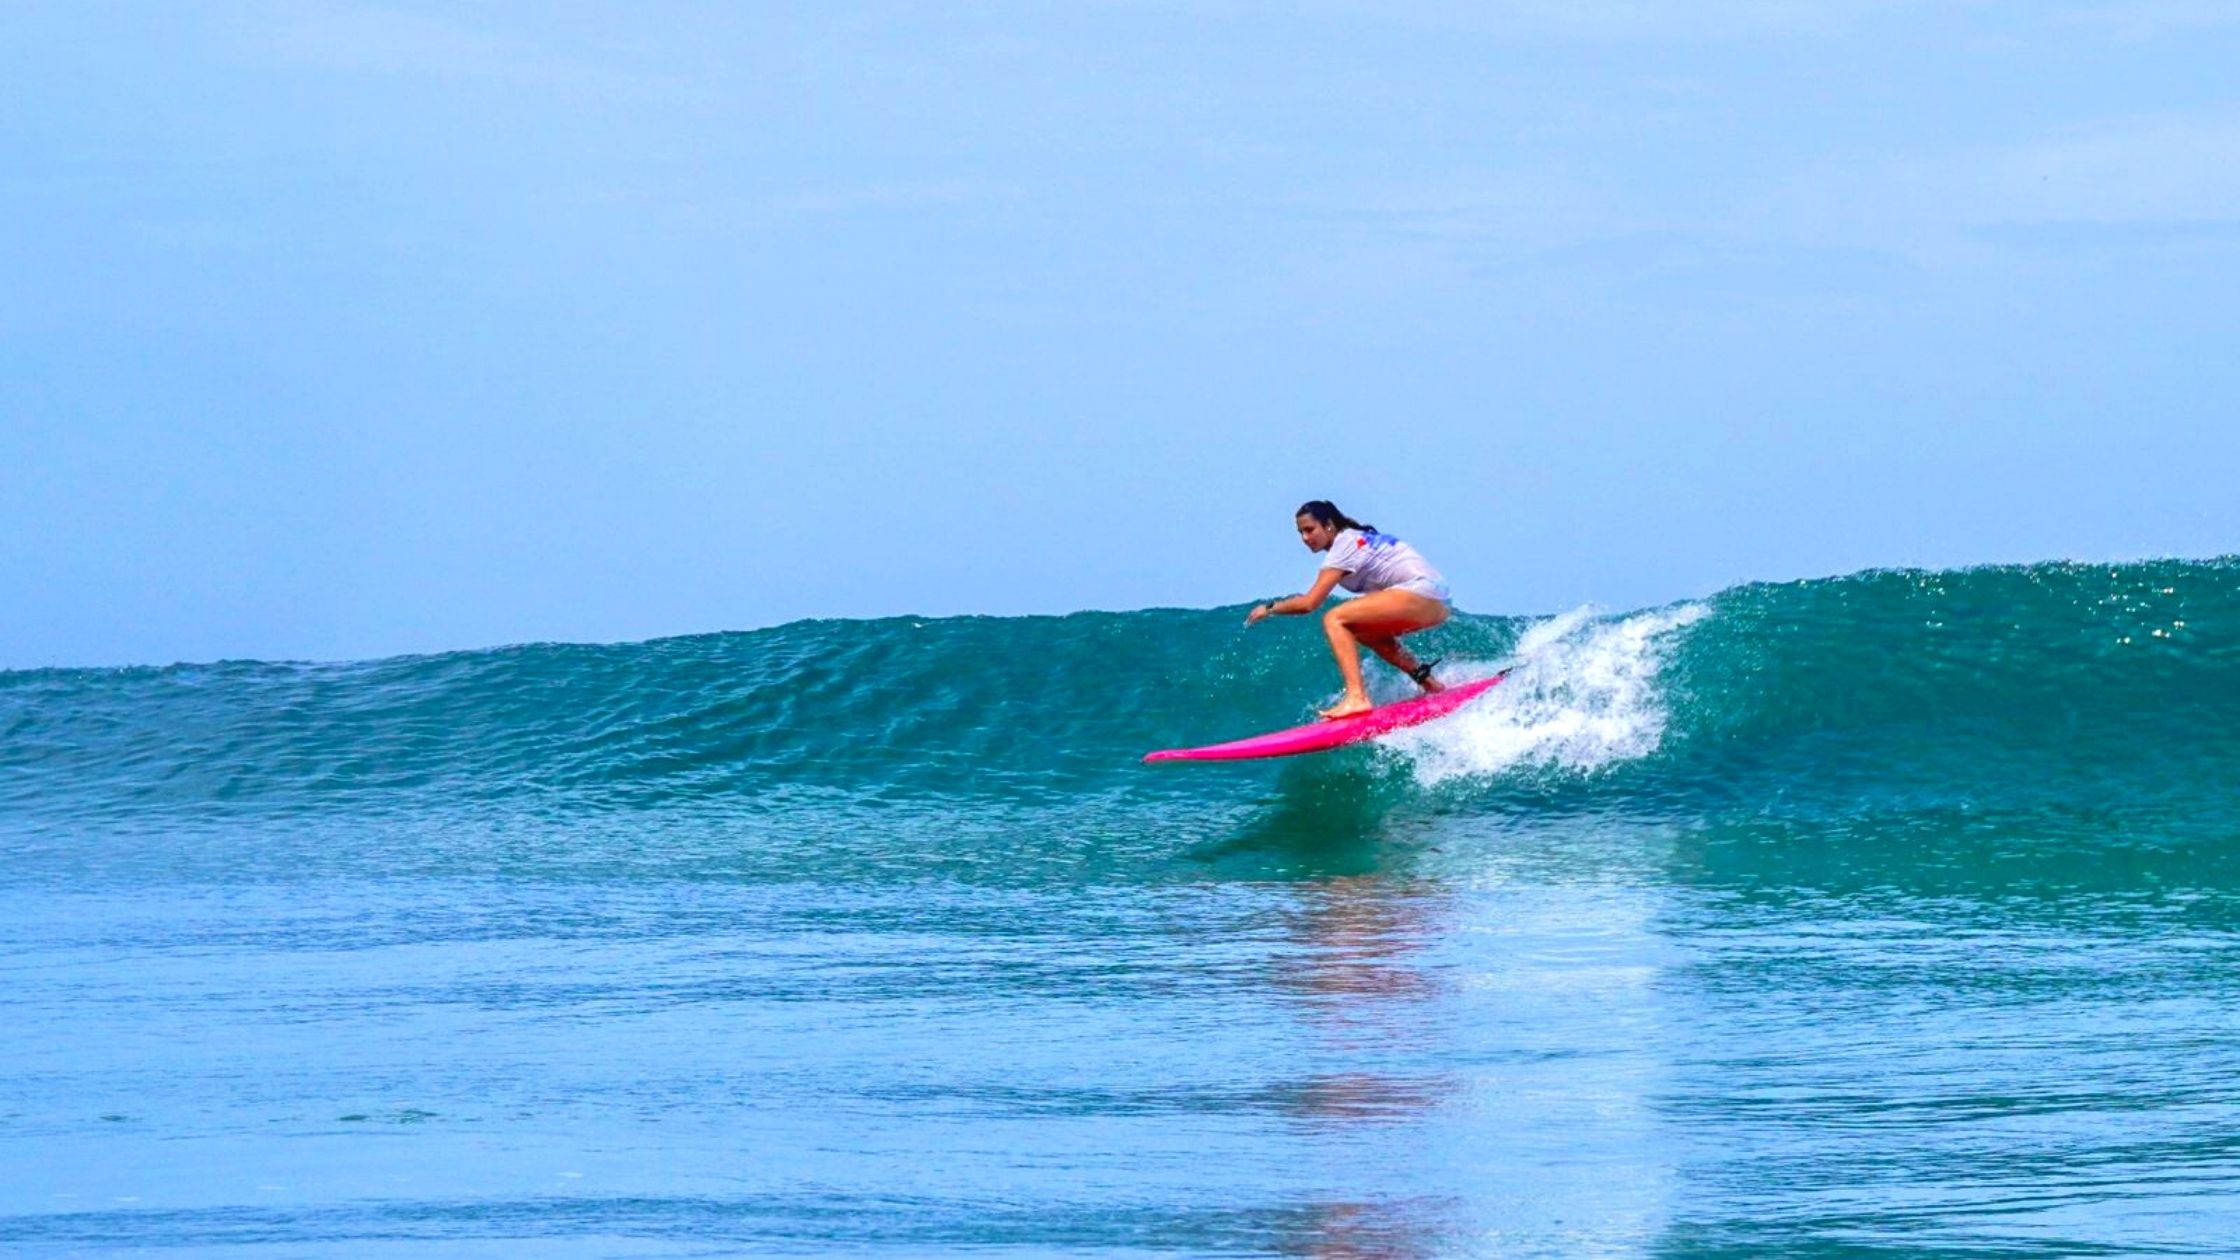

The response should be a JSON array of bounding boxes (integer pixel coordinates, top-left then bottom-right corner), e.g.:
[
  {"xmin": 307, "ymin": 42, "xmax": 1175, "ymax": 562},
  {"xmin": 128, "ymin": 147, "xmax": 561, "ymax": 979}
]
[{"xmin": 1382, "ymin": 602, "xmax": 1708, "ymax": 785}]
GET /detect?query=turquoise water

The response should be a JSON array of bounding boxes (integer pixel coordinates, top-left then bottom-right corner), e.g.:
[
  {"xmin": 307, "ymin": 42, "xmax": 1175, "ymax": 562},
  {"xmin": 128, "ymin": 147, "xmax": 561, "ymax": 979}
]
[{"xmin": 5, "ymin": 560, "xmax": 2237, "ymax": 1256}]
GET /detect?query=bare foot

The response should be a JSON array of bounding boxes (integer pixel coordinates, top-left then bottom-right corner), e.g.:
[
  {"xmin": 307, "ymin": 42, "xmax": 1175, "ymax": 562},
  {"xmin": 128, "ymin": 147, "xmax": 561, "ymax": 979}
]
[
  {"xmin": 1318, "ymin": 695, "xmax": 1374, "ymax": 720},
  {"xmin": 1417, "ymin": 675, "xmax": 1446, "ymax": 695}
]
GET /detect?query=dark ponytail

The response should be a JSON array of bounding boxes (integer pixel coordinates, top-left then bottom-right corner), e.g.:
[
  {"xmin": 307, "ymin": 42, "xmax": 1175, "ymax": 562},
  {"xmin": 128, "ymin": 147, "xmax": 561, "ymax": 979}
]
[{"xmin": 1296, "ymin": 499, "xmax": 1375, "ymax": 534}]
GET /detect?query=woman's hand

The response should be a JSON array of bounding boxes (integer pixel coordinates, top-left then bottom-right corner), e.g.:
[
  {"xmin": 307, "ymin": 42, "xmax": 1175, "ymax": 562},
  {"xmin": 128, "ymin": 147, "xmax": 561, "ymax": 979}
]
[{"xmin": 1245, "ymin": 603, "xmax": 1273, "ymax": 626}]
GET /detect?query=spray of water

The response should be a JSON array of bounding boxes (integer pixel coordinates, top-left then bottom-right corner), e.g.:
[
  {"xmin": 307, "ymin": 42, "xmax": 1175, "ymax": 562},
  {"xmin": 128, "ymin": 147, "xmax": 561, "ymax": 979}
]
[{"xmin": 1383, "ymin": 603, "xmax": 1707, "ymax": 785}]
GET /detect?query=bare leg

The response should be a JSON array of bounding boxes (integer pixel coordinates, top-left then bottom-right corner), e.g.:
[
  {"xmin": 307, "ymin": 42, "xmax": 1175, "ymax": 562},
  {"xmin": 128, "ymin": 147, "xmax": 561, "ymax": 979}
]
[
  {"xmin": 1361, "ymin": 636, "xmax": 1444, "ymax": 694},
  {"xmin": 1321, "ymin": 616, "xmax": 1374, "ymax": 719},
  {"xmin": 1318, "ymin": 590, "xmax": 1450, "ymax": 719}
]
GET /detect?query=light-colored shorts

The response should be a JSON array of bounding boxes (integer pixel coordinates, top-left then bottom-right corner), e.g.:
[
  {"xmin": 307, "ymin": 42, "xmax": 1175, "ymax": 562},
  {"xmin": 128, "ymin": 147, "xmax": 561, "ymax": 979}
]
[{"xmin": 1391, "ymin": 578, "xmax": 1451, "ymax": 603}]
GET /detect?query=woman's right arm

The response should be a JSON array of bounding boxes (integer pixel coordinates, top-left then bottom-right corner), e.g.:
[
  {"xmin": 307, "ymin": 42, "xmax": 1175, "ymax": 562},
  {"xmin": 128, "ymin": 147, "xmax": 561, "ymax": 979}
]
[{"xmin": 1246, "ymin": 569, "xmax": 1344, "ymax": 624}]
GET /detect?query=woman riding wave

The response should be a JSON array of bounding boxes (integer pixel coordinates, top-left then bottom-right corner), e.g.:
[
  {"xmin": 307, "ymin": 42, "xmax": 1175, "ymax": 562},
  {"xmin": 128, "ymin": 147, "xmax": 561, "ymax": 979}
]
[{"xmin": 1245, "ymin": 500, "xmax": 1452, "ymax": 720}]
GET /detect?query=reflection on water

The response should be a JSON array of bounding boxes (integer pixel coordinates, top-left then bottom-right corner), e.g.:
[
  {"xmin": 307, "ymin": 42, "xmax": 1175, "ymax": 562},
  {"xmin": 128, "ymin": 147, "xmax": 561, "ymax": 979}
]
[
  {"xmin": 1278, "ymin": 878, "xmax": 1461, "ymax": 1258},
  {"xmin": 1283, "ymin": 1199, "xmax": 1461, "ymax": 1260},
  {"xmin": 1247, "ymin": 866, "xmax": 1679, "ymax": 1257}
]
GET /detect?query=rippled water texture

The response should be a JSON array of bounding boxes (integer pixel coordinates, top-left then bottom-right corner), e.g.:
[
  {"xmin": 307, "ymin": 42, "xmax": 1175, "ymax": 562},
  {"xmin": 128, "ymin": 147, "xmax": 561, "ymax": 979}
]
[{"xmin": 4, "ymin": 560, "xmax": 2237, "ymax": 1255}]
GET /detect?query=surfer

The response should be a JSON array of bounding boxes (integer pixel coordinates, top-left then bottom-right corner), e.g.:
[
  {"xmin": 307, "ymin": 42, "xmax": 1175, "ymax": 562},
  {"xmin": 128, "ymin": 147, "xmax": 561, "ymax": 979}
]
[{"xmin": 1246, "ymin": 500, "xmax": 1451, "ymax": 720}]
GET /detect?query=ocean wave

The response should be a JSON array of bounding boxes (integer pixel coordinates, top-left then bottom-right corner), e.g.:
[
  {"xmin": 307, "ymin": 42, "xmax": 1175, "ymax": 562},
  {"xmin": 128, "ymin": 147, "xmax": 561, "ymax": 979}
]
[{"xmin": 3, "ymin": 559, "xmax": 2235, "ymax": 855}]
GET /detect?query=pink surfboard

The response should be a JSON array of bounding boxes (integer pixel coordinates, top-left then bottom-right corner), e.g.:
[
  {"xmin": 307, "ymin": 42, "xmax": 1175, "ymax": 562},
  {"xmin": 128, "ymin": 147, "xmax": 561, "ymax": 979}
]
[{"xmin": 1143, "ymin": 673, "xmax": 1507, "ymax": 764}]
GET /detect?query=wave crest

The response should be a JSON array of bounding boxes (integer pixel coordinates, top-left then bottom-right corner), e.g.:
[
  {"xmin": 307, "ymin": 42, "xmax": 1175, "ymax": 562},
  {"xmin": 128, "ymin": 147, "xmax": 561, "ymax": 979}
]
[{"xmin": 1383, "ymin": 604, "xmax": 1707, "ymax": 785}]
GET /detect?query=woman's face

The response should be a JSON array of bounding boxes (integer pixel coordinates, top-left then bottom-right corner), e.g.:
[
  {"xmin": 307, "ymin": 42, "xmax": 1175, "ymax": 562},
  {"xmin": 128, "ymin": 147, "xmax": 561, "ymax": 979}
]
[{"xmin": 1296, "ymin": 514, "xmax": 1337, "ymax": 552}]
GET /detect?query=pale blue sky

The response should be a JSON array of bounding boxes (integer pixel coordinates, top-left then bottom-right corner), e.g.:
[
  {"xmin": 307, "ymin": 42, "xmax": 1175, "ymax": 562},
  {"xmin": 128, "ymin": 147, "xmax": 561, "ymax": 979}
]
[{"xmin": 4, "ymin": 1, "xmax": 2235, "ymax": 667}]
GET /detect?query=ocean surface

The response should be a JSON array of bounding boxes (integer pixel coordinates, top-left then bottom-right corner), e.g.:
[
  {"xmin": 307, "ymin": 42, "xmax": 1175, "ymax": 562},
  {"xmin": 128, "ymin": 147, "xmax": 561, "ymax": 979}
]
[{"xmin": 4, "ymin": 559, "xmax": 2237, "ymax": 1257}]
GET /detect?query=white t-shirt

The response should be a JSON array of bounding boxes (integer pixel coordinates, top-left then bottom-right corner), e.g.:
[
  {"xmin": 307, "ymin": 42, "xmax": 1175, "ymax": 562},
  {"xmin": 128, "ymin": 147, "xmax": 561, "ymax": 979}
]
[{"xmin": 1318, "ymin": 528, "xmax": 1446, "ymax": 595}]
